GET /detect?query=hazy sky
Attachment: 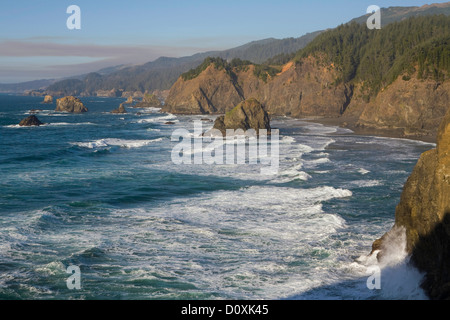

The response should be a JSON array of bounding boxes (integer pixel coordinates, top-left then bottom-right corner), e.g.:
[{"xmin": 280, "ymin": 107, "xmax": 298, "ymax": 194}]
[{"xmin": 0, "ymin": 0, "xmax": 449, "ymax": 83}]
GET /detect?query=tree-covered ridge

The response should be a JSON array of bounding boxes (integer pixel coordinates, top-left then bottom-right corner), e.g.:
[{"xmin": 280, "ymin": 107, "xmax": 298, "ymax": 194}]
[
  {"xmin": 181, "ymin": 57, "xmax": 281, "ymax": 83},
  {"xmin": 296, "ymin": 15, "xmax": 450, "ymax": 96}
]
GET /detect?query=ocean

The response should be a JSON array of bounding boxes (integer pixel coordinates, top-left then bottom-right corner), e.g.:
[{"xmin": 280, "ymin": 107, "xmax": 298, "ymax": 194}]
[{"xmin": 0, "ymin": 94, "xmax": 435, "ymax": 300}]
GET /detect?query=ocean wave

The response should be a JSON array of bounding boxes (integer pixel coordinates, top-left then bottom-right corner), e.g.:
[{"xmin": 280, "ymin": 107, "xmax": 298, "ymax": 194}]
[
  {"xmin": 350, "ymin": 180, "xmax": 383, "ymax": 188},
  {"xmin": 358, "ymin": 168, "xmax": 370, "ymax": 175},
  {"xmin": 135, "ymin": 107, "xmax": 162, "ymax": 113},
  {"xmin": 136, "ymin": 114, "xmax": 177, "ymax": 124},
  {"xmin": 72, "ymin": 138, "xmax": 163, "ymax": 149}
]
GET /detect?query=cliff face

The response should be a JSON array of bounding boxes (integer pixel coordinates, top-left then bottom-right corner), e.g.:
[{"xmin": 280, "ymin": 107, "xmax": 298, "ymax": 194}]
[
  {"xmin": 350, "ymin": 76, "xmax": 450, "ymax": 140},
  {"xmin": 260, "ymin": 58, "xmax": 352, "ymax": 118},
  {"xmin": 373, "ymin": 107, "xmax": 450, "ymax": 299},
  {"xmin": 163, "ymin": 56, "xmax": 449, "ymax": 139},
  {"xmin": 163, "ymin": 65, "xmax": 244, "ymax": 114},
  {"xmin": 162, "ymin": 57, "xmax": 351, "ymax": 118}
]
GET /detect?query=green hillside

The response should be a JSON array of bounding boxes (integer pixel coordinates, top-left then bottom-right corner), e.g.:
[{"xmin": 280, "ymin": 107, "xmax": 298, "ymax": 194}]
[{"xmin": 295, "ymin": 15, "xmax": 450, "ymax": 97}]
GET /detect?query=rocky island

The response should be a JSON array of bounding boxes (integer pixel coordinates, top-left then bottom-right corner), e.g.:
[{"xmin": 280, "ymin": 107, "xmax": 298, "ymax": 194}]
[
  {"xmin": 42, "ymin": 95, "xmax": 53, "ymax": 104},
  {"xmin": 110, "ymin": 103, "xmax": 127, "ymax": 114},
  {"xmin": 55, "ymin": 96, "xmax": 88, "ymax": 113},
  {"xmin": 19, "ymin": 115, "xmax": 44, "ymax": 127},
  {"xmin": 212, "ymin": 98, "xmax": 271, "ymax": 135}
]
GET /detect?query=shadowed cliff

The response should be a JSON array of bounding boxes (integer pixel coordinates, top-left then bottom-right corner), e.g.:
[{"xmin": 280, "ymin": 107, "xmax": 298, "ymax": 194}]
[
  {"xmin": 372, "ymin": 107, "xmax": 450, "ymax": 300},
  {"xmin": 410, "ymin": 212, "xmax": 450, "ymax": 300}
]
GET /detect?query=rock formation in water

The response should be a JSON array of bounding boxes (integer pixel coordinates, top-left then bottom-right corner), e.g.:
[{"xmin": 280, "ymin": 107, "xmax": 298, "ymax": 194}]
[
  {"xmin": 19, "ymin": 115, "xmax": 44, "ymax": 126},
  {"xmin": 42, "ymin": 95, "xmax": 53, "ymax": 104},
  {"xmin": 372, "ymin": 107, "xmax": 450, "ymax": 300},
  {"xmin": 125, "ymin": 96, "xmax": 133, "ymax": 104},
  {"xmin": 212, "ymin": 98, "xmax": 271, "ymax": 135},
  {"xmin": 110, "ymin": 103, "xmax": 127, "ymax": 114},
  {"xmin": 55, "ymin": 96, "xmax": 88, "ymax": 113}
]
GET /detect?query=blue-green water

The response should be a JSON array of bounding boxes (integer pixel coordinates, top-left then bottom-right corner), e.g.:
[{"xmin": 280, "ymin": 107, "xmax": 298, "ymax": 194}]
[{"xmin": 0, "ymin": 94, "xmax": 435, "ymax": 300}]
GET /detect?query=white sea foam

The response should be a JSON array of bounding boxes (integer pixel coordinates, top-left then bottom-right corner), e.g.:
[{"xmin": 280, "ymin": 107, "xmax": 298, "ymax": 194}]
[
  {"xmin": 136, "ymin": 114, "xmax": 177, "ymax": 123},
  {"xmin": 135, "ymin": 107, "xmax": 162, "ymax": 113},
  {"xmin": 105, "ymin": 185, "xmax": 353, "ymax": 299},
  {"xmin": 72, "ymin": 138, "xmax": 163, "ymax": 149},
  {"xmin": 350, "ymin": 180, "xmax": 383, "ymax": 188},
  {"xmin": 355, "ymin": 227, "xmax": 427, "ymax": 300},
  {"xmin": 358, "ymin": 168, "xmax": 370, "ymax": 175}
]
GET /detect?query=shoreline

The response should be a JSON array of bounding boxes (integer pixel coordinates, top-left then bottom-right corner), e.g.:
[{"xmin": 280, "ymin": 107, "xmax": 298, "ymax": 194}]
[{"xmin": 300, "ymin": 116, "xmax": 437, "ymax": 144}]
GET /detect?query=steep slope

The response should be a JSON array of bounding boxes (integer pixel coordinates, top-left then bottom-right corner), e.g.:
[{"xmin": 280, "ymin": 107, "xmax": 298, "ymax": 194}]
[
  {"xmin": 165, "ymin": 15, "xmax": 450, "ymax": 139},
  {"xmin": 349, "ymin": 2, "xmax": 450, "ymax": 27},
  {"xmin": 164, "ymin": 62, "xmax": 244, "ymax": 114},
  {"xmin": 372, "ymin": 107, "xmax": 450, "ymax": 300}
]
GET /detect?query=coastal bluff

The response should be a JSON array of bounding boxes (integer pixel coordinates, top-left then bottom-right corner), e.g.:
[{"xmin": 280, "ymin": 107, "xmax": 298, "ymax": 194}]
[{"xmin": 372, "ymin": 107, "xmax": 450, "ymax": 300}]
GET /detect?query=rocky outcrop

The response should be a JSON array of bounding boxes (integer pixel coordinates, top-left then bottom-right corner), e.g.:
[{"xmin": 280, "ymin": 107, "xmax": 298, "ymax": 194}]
[
  {"xmin": 42, "ymin": 95, "xmax": 53, "ymax": 104},
  {"xmin": 96, "ymin": 89, "xmax": 123, "ymax": 98},
  {"xmin": 123, "ymin": 96, "xmax": 133, "ymax": 104},
  {"xmin": 162, "ymin": 57, "xmax": 353, "ymax": 118},
  {"xmin": 349, "ymin": 77, "xmax": 450, "ymax": 140},
  {"xmin": 372, "ymin": 107, "xmax": 450, "ymax": 300},
  {"xmin": 19, "ymin": 115, "xmax": 44, "ymax": 126},
  {"xmin": 133, "ymin": 93, "xmax": 162, "ymax": 109},
  {"xmin": 162, "ymin": 57, "xmax": 448, "ymax": 140},
  {"xmin": 110, "ymin": 103, "xmax": 127, "ymax": 114},
  {"xmin": 212, "ymin": 98, "xmax": 271, "ymax": 135},
  {"xmin": 55, "ymin": 96, "xmax": 88, "ymax": 113},
  {"xmin": 163, "ymin": 64, "xmax": 244, "ymax": 114}
]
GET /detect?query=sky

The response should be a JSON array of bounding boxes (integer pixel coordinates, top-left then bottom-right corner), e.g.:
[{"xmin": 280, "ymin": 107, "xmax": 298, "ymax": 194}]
[{"xmin": 0, "ymin": 0, "xmax": 449, "ymax": 83}]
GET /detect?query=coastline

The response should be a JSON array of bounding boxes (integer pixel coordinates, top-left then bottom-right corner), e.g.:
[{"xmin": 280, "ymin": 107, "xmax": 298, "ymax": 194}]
[{"xmin": 300, "ymin": 116, "xmax": 437, "ymax": 144}]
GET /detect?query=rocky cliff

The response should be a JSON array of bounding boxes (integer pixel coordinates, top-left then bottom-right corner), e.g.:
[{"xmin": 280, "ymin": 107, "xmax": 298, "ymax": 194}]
[
  {"xmin": 163, "ymin": 55, "xmax": 449, "ymax": 140},
  {"xmin": 372, "ymin": 107, "xmax": 450, "ymax": 300},
  {"xmin": 162, "ymin": 56, "xmax": 351, "ymax": 118},
  {"xmin": 349, "ymin": 76, "xmax": 450, "ymax": 140},
  {"xmin": 163, "ymin": 64, "xmax": 244, "ymax": 114},
  {"xmin": 133, "ymin": 93, "xmax": 163, "ymax": 109}
]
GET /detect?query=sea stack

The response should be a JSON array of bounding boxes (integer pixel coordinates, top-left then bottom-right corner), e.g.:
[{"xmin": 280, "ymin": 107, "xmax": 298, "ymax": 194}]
[
  {"xmin": 19, "ymin": 115, "xmax": 44, "ymax": 127},
  {"xmin": 42, "ymin": 95, "xmax": 53, "ymax": 104},
  {"xmin": 111, "ymin": 103, "xmax": 127, "ymax": 114},
  {"xmin": 55, "ymin": 96, "xmax": 88, "ymax": 113},
  {"xmin": 125, "ymin": 96, "xmax": 133, "ymax": 104},
  {"xmin": 212, "ymin": 98, "xmax": 271, "ymax": 135},
  {"xmin": 372, "ymin": 107, "xmax": 450, "ymax": 300}
]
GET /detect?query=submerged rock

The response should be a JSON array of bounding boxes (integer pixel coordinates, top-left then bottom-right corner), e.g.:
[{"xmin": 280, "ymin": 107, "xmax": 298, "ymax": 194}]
[
  {"xmin": 56, "ymin": 96, "xmax": 88, "ymax": 113},
  {"xmin": 19, "ymin": 115, "xmax": 44, "ymax": 127},
  {"xmin": 212, "ymin": 98, "xmax": 271, "ymax": 135}
]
